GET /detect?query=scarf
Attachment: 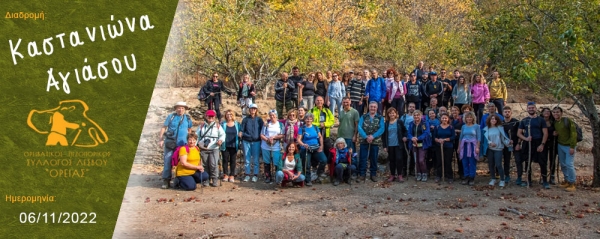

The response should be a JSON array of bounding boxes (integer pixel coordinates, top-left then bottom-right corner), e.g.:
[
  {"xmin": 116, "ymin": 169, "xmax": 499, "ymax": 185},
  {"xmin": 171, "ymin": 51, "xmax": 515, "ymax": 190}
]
[
  {"xmin": 336, "ymin": 148, "xmax": 349, "ymax": 164},
  {"xmin": 285, "ymin": 119, "xmax": 297, "ymax": 144}
]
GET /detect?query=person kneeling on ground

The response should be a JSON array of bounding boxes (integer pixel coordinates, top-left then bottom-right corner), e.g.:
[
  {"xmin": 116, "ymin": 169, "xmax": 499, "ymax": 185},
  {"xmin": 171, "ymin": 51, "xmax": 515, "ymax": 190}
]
[
  {"xmin": 330, "ymin": 138, "xmax": 356, "ymax": 186},
  {"xmin": 176, "ymin": 134, "xmax": 209, "ymax": 190},
  {"xmin": 275, "ymin": 143, "xmax": 305, "ymax": 189}
]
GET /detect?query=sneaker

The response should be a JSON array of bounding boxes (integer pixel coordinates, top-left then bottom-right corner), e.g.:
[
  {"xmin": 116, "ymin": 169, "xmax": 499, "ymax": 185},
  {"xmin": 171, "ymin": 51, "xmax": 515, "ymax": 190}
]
[
  {"xmin": 210, "ymin": 181, "xmax": 218, "ymax": 187},
  {"xmin": 370, "ymin": 176, "xmax": 378, "ymax": 182},
  {"xmin": 565, "ymin": 183, "xmax": 576, "ymax": 192},
  {"xmin": 351, "ymin": 175, "xmax": 357, "ymax": 181},
  {"xmin": 435, "ymin": 177, "xmax": 441, "ymax": 183},
  {"xmin": 314, "ymin": 178, "xmax": 322, "ymax": 184},
  {"xmin": 489, "ymin": 179, "xmax": 496, "ymax": 186},
  {"xmin": 202, "ymin": 181, "xmax": 209, "ymax": 187},
  {"xmin": 398, "ymin": 175, "xmax": 404, "ymax": 183},
  {"xmin": 461, "ymin": 178, "xmax": 469, "ymax": 185},
  {"xmin": 499, "ymin": 180, "xmax": 505, "ymax": 188},
  {"xmin": 229, "ymin": 176, "xmax": 235, "ymax": 183},
  {"xmin": 515, "ymin": 177, "xmax": 522, "ymax": 185},
  {"xmin": 251, "ymin": 176, "xmax": 258, "ymax": 182},
  {"xmin": 543, "ymin": 182, "xmax": 550, "ymax": 189},
  {"xmin": 387, "ymin": 175, "xmax": 396, "ymax": 182},
  {"xmin": 333, "ymin": 180, "xmax": 340, "ymax": 186},
  {"xmin": 161, "ymin": 179, "xmax": 170, "ymax": 189},
  {"xmin": 505, "ymin": 176, "xmax": 511, "ymax": 183},
  {"xmin": 222, "ymin": 174, "xmax": 228, "ymax": 182},
  {"xmin": 421, "ymin": 174, "xmax": 428, "ymax": 182},
  {"xmin": 265, "ymin": 177, "xmax": 272, "ymax": 184},
  {"xmin": 243, "ymin": 175, "xmax": 250, "ymax": 182},
  {"xmin": 468, "ymin": 178, "xmax": 475, "ymax": 186},
  {"xmin": 559, "ymin": 181, "xmax": 570, "ymax": 188},
  {"xmin": 549, "ymin": 176, "xmax": 556, "ymax": 185},
  {"xmin": 416, "ymin": 173, "xmax": 422, "ymax": 181},
  {"xmin": 306, "ymin": 181, "xmax": 313, "ymax": 187},
  {"xmin": 520, "ymin": 181, "xmax": 528, "ymax": 187}
]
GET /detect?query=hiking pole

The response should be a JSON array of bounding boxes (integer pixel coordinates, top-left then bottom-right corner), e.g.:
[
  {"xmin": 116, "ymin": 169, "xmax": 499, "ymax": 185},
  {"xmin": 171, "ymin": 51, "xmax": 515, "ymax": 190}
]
[
  {"xmin": 413, "ymin": 146, "xmax": 418, "ymax": 182},
  {"xmin": 283, "ymin": 83, "xmax": 287, "ymax": 117},
  {"xmin": 441, "ymin": 142, "xmax": 445, "ymax": 183},
  {"xmin": 219, "ymin": 150, "xmax": 223, "ymax": 187},
  {"xmin": 553, "ymin": 136, "xmax": 559, "ymax": 184},
  {"xmin": 270, "ymin": 141, "xmax": 275, "ymax": 184},
  {"xmin": 366, "ymin": 142, "xmax": 371, "ymax": 183},
  {"xmin": 527, "ymin": 122, "xmax": 532, "ymax": 188},
  {"xmin": 404, "ymin": 142, "xmax": 410, "ymax": 180}
]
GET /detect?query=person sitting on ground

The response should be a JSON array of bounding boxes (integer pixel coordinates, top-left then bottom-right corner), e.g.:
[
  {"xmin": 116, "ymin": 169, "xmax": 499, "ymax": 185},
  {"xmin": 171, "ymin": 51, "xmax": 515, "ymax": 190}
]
[
  {"xmin": 330, "ymin": 138, "xmax": 356, "ymax": 186},
  {"xmin": 275, "ymin": 143, "xmax": 305, "ymax": 188},
  {"xmin": 175, "ymin": 134, "xmax": 209, "ymax": 191}
]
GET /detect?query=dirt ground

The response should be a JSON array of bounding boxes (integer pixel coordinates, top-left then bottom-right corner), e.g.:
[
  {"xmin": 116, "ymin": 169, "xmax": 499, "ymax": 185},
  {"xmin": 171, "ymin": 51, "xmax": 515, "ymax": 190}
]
[{"xmin": 114, "ymin": 87, "xmax": 600, "ymax": 238}]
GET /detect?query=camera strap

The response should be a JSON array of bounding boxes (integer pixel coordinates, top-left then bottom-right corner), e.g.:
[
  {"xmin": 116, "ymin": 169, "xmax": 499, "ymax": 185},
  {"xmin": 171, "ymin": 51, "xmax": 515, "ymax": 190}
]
[
  {"xmin": 199, "ymin": 122, "xmax": 215, "ymax": 140},
  {"xmin": 169, "ymin": 113, "xmax": 185, "ymax": 141}
]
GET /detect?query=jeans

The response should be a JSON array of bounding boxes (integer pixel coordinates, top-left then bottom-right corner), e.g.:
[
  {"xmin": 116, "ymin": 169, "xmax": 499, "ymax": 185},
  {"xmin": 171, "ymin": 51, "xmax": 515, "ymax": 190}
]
[
  {"xmin": 557, "ymin": 144, "xmax": 576, "ymax": 183},
  {"xmin": 329, "ymin": 97, "xmax": 343, "ymax": 115},
  {"xmin": 162, "ymin": 146, "xmax": 174, "ymax": 179},
  {"xmin": 275, "ymin": 170, "xmax": 306, "ymax": 184},
  {"xmin": 302, "ymin": 95, "xmax": 315, "ymax": 110},
  {"xmin": 487, "ymin": 149, "xmax": 504, "ymax": 180},
  {"xmin": 299, "ymin": 148, "xmax": 327, "ymax": 183},
  {"xmin": 261, "ymin": 149, "xmax": 282, "ymax": 179},
  {"xmin": 201, "ymin": 149, "xmax": 220, "ymax": 180},
  {"xmin": 461, "ymin": 143, "xmax": 477, "ymax": 178},
  {"xmin": 243, "ymin": 141, "xmax": 261, "ymax": 175},
  {"xmin": 490, "ymin": 98, "xmax": 504, "ymax": 115},
  {"xmin": 351, "ymin": 101, "xmax": 365, "ymax": 116},
  {"xmin": 359, "ymin": 144, "xmax": 379, "ymax": 177},
  {"xmin": 334, "ymin": 163, "xmax": 356, "ymax": 181},
  {"xmin": 177, "ymin": 171, "xmax": 209, "ymax": 191}
]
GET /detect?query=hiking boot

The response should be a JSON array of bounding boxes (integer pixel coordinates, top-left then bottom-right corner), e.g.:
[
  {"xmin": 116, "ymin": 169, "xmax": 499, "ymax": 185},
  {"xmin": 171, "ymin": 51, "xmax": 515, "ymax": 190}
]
[
  {"xmin": 370, "ymin": 176, "xmax": 378, "ymax": 182},
  {"xmin": 416, "ymin": 173, "xmax": 422, "ymax": 181},
  {"xmin": 251, "ymin": 176, "xmax": 258, "ymax": 182},
  {"xmin": 489, "ymin": 179, "xmax": 496, "ymax": 186},
  {"xmin": 515, "ymin": 177, "xmax": 522, "ymax": 185},
  {"xmin": 447, "ymin": 179, "xmax": 453, "ymax": 184},
  {"xmin": 161, "ymin": 179, "xmax": 170, "ymax": 189},
  {"xmin": 333, "ymin": 180, "xmax": 340, "ymax": 186},
  {"xmin": 202, "ymin": 180, "xmax": 209, "ymax": 187},
  {"xmin": 210, "ymin": 181, "xmax": 218, "ymax": 187},
  {"xmin": 421, "ymin": 174, "xmax": 428, "ymax": 182},
  {"xmin": 468, "ymin": 178, "xmax": 475, "ymax": 186},
  {"xmin": 499, "ymin": 180, "xmax": 505, "ymax": 188},
  {"xmin": 314, "ymin": 178, "xmax": 322, "ymax": 184},
  {"xmin": 398, "ymin": 175, "xmax": 404, "ymax": 183},
  {"xmin": 543, "ymin": 182, "xmax": 551, "ymax": 189},
  {"xmin": 305, "ymin": 181, "xmax": 313, "ymax": 187},
  {"xmin": 351, "ymin": 175, "xmax": 357, "ymax": 181},
  {"xmin": 243, "ymin": 175, "xmax": 250, "ymax": 182},
  {"xmin": 387, "ymin": 175, "xmax": 396, "ymax": 182},
  {"xmin": 265, "ymin": 177, "xmax": 272, "ymax": 184},
  {"xmin": 520, "ymin": 181, "xmax": 529, "ymax": 187},
  {"xmin": 505, "ymin": 176, "xmax": 511, "ymax": 183},
  {"xmin": 559, "ymin": 181, "xmax": 570, "ymax": 188},
  {"xmin": 565, "ymin": 183, "xmax": 576, "ymax": 192},
  {"xmin": 435, "ymin": 177, "xmax": 441, "ymax": 183}
]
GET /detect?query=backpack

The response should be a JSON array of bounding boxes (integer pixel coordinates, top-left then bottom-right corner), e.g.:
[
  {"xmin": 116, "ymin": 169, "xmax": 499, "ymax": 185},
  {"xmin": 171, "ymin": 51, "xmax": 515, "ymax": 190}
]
[
  {"xmin": 563, "ymin": 118, "xmax": 583, "ymax": 142},
  {"xmin": 171, "ymin": 145, "xmax": 193, "ymax": 167},
  {"xmin": 197, "ymin": 85, "xmax": 208, "ymax": 100}
]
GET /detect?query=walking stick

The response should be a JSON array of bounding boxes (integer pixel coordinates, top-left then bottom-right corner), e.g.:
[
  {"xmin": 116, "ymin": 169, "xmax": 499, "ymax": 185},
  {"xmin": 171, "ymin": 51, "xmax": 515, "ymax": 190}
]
[
  {"xmin": 553, "ymin": 136, "xmax": 559, "ymax": 184},
  {"xmin": 366, "ymin": 142, "xmax": 371, "ymax": 183},
  {"xmin": 270, "ymin": 141, "xmax": 275, "ymax": 184},
  {"xmin": 441, "ymin": 142, "xmax": 445, "ymax": 183},
  {"xmin": 527, "ymin": 121, "xmax": 532, "ymax": 188},
  {"xmin": 283, "ymin": 83, "xmax": 287, "ymax": 116},
  {"xmin": 404, "ymin": 142, "xmax": 410, "ymax": 179}
]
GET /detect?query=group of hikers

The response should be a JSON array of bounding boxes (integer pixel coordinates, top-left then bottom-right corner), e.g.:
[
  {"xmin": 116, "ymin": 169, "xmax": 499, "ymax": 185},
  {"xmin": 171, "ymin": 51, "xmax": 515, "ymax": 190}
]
[{"xmin": 158, "ymin": 62, "xmax": 579, "ymax": 193}]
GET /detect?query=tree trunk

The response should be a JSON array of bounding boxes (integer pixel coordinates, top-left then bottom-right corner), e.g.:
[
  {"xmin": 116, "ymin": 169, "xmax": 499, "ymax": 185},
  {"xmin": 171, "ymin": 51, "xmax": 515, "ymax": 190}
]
[{"xmin": 582, "ymin": 95, "xmax": 600, "ymax": 187}]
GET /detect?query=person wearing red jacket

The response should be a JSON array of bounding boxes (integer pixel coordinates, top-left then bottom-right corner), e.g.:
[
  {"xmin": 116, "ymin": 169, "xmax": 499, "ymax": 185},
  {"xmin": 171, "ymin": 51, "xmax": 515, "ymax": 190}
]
[{"xmin": 329, "ymin": 138, "xmax": 355, "ymax": 186}]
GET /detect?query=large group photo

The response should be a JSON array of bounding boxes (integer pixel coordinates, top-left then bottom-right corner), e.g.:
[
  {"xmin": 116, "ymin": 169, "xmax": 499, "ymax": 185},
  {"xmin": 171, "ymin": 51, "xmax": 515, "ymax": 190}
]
[{"xmin": 114, "ymin": 0, "xmax": 600, "ymax": 238}]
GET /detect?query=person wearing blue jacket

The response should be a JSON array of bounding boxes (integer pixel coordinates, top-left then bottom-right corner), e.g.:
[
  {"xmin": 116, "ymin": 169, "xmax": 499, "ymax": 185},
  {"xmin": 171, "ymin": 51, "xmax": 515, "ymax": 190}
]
[
  {"xmin": 240, "ymin": 104, "xmax": 264, "ymax": 183},
  {"xmin": 408, "ymin": 110, "xmax": 432, "ymax": 181},
  {"xmin": 364, "ymin": 69, "xmax": 387, "ymax": 115},
  {"xmin": 357, "ymin": 101, "xmax": 385, "ymax": 182}
]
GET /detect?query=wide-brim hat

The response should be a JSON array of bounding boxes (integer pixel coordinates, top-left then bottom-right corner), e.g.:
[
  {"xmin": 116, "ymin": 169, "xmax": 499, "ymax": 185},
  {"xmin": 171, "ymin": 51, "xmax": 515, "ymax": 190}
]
[{"xmin": 174, "ymin": 101, "xmax": 189, "ymax": 109}]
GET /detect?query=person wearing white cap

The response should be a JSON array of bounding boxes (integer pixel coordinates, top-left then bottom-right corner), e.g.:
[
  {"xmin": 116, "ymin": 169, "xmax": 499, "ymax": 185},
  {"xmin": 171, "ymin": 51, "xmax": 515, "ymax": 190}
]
[
  {"xmin": 240, "ymin": 103, "xmax": 264, "ymax": 182},
  {"xmin": 158, "ymin": 101, "xmax": 193, "ymax": 189}
]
